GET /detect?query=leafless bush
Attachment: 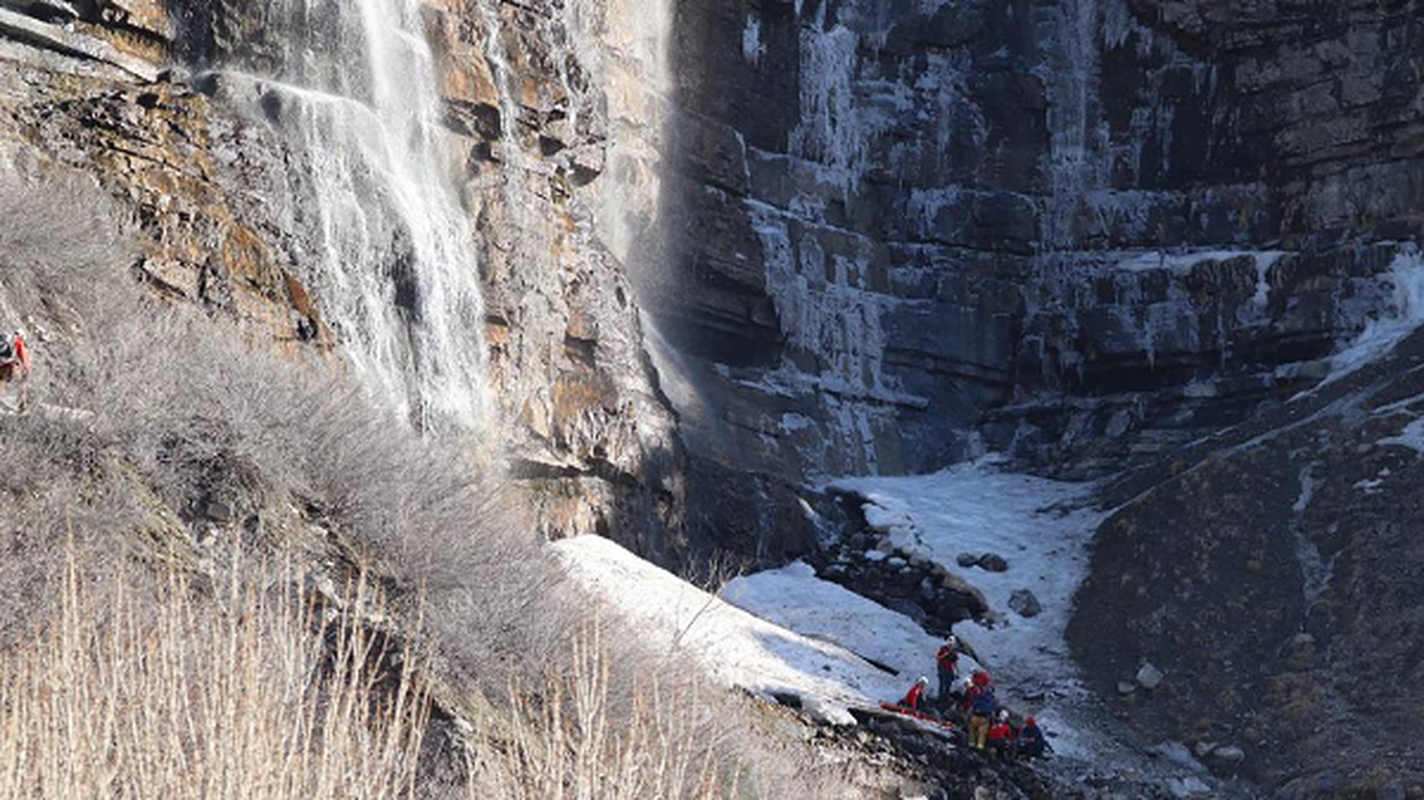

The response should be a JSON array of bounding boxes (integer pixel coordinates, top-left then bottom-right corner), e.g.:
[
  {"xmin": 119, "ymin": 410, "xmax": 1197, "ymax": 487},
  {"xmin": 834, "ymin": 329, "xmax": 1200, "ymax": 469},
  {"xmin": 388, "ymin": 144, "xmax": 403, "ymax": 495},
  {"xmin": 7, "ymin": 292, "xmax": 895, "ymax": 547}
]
[{"xmin": 0, "ymin": 163, "xmax": 571, "ymax": 685}]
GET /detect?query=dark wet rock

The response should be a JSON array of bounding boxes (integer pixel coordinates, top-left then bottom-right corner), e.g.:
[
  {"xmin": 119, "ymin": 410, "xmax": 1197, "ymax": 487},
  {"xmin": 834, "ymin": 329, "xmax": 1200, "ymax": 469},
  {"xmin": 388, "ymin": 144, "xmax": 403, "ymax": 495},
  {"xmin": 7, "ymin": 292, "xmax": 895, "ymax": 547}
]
[
  {"xmin": 1208, "ymin": 745, "xmax": 1246, "ymax": 770},
  {"xmin": 1008, "ymin": 589, "xmax": 1042, "ymax": 618},
  {"xmin": 978, "ymin": 553, "xmax": 1009, "ymax": 573}
]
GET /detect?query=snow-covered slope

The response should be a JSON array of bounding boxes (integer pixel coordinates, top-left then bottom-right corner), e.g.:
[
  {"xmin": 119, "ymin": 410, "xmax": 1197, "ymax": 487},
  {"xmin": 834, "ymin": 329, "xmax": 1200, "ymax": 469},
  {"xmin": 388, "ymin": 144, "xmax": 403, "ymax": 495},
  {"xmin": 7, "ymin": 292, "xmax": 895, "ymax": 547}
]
[
  {"xmin": 551, "ymin": 536, "xmax": 911, "ymax": 724},
  {"xmin": 828, "ymin": 459, "xmax": 1106, "ymax": 757},
  {"xmin": 721, "ymin": 561, "xmax": 959, "ymax": 685}
]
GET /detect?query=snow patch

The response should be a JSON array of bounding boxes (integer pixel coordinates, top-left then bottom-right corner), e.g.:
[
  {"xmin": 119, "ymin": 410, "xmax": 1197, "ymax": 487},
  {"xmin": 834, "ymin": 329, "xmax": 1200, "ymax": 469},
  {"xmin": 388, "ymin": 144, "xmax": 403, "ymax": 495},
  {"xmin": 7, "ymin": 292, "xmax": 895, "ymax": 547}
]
[
  {"xmin": 722, "ymin": 562, "xmax": 955, "ymax": 687},
  {"xmin": 1113, "ymin": 249, "xmax": 1287, "ymax": 278},
  {"xmin": 741, "ymin": 14, "xmax": 765, "ymax": 64},
  {"xmin": 1380, "ymin": 417, "xmax": 1424, "ymax": 454},
  {"xmin": 552, "ymin": 536, "xmax": 906, "ymax": 725},
  {"xmin": 827, "ymin": 458, "xmax": 1106, "ymax": 757}
]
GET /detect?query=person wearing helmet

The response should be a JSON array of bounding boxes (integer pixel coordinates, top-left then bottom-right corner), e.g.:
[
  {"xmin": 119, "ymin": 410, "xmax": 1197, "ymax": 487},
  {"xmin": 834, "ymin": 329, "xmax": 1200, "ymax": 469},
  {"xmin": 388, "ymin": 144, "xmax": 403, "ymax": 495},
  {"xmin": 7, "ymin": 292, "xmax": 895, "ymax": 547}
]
[
  {"xmin": 968, "ymin": 680, "xmax": 997, "ymax": 750},
  {"xmin": 935, "ymin": 635, "xmax": 961, "ymax": 711},
  {"xmin": 899, "ymin": 676, "xmax": 929, "ymax": 712},
  {"xmin": 1018, "ymin": 716, "xmax": 1050, "ymax": 759},
  {"xmin": 0, "ymin": 329, "xmax": 30, "ymax": 411},
  {"xmin": 987, "ymin": 710, "xmax": 1016, "ymax": 759}
]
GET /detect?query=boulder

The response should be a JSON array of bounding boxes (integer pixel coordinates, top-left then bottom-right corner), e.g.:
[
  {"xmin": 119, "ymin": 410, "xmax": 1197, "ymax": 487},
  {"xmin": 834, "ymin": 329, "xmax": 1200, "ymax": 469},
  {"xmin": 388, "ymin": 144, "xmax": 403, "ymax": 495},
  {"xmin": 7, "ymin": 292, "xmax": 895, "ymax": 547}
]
[
  {"xmin": 1008, "ymin": 589, "xmax": 1043, "ymax": 618},
  {"xmin": 1165, "ymin": 776, "xmax": 1211, "ymax": 799},
  {"xmin": 1201, "ymin": 740, "xmax": 1247, "ymax": 774},
  {"xmin": 957, "ymin": 552, "xmax": 980, "ymax": 568},
  {"xmin": 978, "ymin": 553, "xmax": 1009, "ymax": 572},
  {"xmin": 1136, "ymin": 662, "xmax": 1165, "ymax": 691}
]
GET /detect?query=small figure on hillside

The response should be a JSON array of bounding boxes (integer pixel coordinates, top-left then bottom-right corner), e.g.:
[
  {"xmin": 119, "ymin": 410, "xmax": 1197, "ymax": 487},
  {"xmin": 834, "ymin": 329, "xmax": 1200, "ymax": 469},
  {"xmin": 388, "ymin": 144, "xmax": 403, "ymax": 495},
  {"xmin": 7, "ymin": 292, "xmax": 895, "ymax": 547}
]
[
  {"xmin": 935, "ymin": 635, "xmax": 961, "ymax": 710},
  {"xmin": 0, "ymin": 329, "xmax": 30, "ymax": 410},
  {"xmin": 968, "ymin": 675, "xmax": 997, "ymax": 750},
  {"xmin": 900, "ymin": 676, "xmax": 929, "ymax": 712},
  {"xmin": 987, "ymin": 709, "xmax": 1015, "ymax": 759},
  {"xmin": 1017, "ymin": 716, "xmax": 1051, "ymax": 759}
]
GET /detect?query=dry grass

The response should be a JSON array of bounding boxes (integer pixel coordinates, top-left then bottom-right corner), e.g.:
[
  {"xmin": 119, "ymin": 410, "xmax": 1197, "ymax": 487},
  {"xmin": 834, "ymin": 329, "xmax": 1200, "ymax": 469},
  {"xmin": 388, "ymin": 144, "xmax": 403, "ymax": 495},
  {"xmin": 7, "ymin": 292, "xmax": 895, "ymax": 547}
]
[
  {"xmin": 0, "ymin": 541, "xmax": 429, "ymax": 800},
  {"xmin": 467, "ymin": 622, "xmax": 735, "ymax": 800}
]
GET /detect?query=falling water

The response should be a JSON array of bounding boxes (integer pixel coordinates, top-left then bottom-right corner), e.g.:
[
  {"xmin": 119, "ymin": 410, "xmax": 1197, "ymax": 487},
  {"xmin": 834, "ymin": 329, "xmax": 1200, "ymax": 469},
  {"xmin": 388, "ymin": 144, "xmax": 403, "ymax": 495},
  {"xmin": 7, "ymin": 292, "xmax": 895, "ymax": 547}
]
[{"xmin": 219, "ymin": 0, "xmax": 488, "ymax": 432}]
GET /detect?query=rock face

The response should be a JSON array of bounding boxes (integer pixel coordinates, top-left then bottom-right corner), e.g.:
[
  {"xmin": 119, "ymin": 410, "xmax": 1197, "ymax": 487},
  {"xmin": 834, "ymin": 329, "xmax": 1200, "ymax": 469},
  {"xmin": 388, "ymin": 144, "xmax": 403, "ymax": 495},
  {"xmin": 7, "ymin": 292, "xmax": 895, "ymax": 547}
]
[
  {"xmin": 610, "ymin": 0, "xmax": 1424, "ymax": 488},
  {"xmin": 1071, "ymin": 328, "xmax": 1424, "ymax": 795}
]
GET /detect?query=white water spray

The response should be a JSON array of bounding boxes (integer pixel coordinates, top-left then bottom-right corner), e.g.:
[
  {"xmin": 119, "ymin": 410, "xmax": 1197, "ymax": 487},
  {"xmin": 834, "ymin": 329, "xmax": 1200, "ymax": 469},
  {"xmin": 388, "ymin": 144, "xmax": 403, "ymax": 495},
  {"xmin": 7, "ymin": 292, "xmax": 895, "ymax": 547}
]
[{"xmin": 223, "ymin": 0, "xmax": 488, "ymax": 432}]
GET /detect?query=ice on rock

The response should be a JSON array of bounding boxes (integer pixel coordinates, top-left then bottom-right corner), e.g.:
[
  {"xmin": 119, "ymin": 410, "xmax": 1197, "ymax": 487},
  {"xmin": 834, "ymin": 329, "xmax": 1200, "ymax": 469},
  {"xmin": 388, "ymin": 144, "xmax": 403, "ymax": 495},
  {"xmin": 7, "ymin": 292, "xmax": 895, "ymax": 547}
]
[{"xmin": 1315, "ymin": 245, "xmax": 1424, "ymax": 390}]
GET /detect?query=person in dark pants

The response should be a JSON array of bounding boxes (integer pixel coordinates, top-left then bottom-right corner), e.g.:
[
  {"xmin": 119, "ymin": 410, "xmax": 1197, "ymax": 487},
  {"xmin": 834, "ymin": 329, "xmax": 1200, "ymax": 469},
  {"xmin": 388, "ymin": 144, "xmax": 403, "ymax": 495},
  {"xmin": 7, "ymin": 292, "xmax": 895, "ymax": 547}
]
[
  {"xmin": 935, "ymin": 635, "xmax": 960, "ymax": 711},
  {"xmin": 0, "ymin": 329, "xmax": 30, "ymax": 411},
  {"xmin": 1018, "ymin": 717, "xmax": 1051, "ymax": 759}
]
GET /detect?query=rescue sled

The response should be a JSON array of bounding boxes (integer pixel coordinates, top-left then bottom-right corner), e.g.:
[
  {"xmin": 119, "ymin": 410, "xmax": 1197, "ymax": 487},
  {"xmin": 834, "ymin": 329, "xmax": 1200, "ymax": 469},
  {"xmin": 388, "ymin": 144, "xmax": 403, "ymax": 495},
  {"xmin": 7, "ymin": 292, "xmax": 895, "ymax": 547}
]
[{"xmin": 877, "ymin": 702, "xmax": 959, "ymax": 739}]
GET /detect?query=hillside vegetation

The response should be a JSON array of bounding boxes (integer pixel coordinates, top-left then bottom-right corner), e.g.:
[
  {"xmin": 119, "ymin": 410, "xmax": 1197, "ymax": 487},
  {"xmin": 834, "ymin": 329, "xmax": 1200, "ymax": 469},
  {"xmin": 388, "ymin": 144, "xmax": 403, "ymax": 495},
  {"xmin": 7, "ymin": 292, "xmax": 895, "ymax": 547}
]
[{"xmin": 0, "ymin": 165, "xmax": 829, "ymax": 799}]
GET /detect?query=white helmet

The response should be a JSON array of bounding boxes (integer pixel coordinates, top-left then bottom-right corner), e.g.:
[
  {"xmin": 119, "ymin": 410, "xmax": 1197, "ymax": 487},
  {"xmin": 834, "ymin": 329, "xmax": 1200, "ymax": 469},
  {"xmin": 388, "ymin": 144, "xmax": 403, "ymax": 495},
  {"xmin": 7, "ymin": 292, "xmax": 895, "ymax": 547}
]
[
  {"xmin": 916, "ymin": 676, "xmax": 929, "ymax": 686},
  {"xmin": 998, "ymin": 710, "xmax": 1010, "ymax": 721}
]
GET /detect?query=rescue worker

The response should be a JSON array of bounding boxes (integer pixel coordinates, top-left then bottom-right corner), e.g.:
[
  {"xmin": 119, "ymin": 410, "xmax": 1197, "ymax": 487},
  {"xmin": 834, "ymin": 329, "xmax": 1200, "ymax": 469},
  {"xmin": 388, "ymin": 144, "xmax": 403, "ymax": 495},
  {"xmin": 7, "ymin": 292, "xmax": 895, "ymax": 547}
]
[
  {"xmin": 987, "ymin": 710, "xmax": 1015, "ymax": 759},
  {"xmin": 935, "ymin": 635, "xmax": 960, "ymax": 711},
  {"xmin": 968, "ymin": 678, "xmax": 997, "ymax": 750},
  {"xmin": 0, "ymin": 329, "xmax": 30, "ymax": 409},
  {"xmin": 899, "ymin": 676, "xmax": 929, "ymax": 712},
  {"xmin": 1018, "ymin": 716, "xmax": 1051, "ymax": 759}
]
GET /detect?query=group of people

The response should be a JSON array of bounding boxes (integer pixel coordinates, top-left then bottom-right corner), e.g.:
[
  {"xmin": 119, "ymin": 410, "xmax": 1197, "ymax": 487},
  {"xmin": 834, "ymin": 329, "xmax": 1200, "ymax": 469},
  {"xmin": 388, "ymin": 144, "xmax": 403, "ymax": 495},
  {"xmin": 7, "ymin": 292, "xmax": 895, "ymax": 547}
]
[{"xmin": 896, "ymin": 634, "xmax": 1051, "ymax": 760}]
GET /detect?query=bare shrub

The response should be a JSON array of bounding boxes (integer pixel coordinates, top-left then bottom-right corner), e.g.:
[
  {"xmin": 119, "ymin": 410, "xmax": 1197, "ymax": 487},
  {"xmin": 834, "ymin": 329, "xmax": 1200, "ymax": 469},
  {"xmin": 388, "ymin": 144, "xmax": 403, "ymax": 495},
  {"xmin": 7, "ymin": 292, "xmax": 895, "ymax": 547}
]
[
  {"xmin": 0, "ymin": 541, "xmax": 429, "ymax": 800},
  {"xmin": 0, "ymin": 168, "xmax": 568, "ymax": 692}
]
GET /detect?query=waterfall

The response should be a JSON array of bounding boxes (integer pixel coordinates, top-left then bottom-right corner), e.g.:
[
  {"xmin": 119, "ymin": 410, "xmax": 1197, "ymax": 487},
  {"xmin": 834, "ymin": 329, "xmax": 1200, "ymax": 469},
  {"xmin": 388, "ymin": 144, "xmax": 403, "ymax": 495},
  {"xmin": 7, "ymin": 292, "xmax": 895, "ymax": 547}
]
[{"xmin": 219, "ymin": 0, "xmax": 488, "ymax": 432}]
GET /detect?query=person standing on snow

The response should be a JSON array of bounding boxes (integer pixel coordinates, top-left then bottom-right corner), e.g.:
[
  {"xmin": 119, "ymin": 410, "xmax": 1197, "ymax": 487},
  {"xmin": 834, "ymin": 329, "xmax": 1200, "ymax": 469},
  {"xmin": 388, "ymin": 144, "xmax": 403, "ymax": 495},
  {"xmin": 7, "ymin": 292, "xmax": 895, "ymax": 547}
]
[
  {"xmin": 899, "ymin": 676, "xmax": 930, "ymax": 712},
  {"xmin": 968, "ymin": 674, "xmax": 997, "ymax": 750},
  {"xmin": 935, "ymin": 635, "xmax": 960, "ymax": 710}
]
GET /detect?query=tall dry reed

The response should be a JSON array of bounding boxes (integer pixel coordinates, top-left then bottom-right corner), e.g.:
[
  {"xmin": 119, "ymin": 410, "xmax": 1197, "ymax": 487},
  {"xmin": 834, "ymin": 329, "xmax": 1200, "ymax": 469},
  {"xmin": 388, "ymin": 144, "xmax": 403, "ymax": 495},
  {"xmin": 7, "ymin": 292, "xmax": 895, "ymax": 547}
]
[
  {"xmin": 467, "ymin": 621, "xmax": 736, "ymax": 800},
  {"xmin": 0, "ymin": 542, "xmax": 429, "ymax": 800}
]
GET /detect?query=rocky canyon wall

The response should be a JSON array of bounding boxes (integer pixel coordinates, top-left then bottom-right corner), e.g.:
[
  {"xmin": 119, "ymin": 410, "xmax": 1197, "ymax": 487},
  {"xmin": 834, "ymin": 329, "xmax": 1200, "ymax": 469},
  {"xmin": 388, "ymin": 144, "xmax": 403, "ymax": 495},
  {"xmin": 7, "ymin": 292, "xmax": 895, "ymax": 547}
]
[{"xmin": 2, "ymin": 0, "xmax": 1421, "ymax": 561}]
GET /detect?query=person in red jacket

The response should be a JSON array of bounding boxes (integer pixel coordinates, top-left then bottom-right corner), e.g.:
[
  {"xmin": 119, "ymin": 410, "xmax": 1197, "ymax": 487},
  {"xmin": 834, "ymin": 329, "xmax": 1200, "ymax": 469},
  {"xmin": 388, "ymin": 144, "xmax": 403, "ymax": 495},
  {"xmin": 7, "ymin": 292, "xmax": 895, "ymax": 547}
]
[
  {"xmin": 0, "ymin": 329, "xmax": 29, "ymax": 409},
  {"xmin": 935, "ymin": 635, "xmax": 960, "ymax": 710},
  {"xmin": 987, "ymin": 710, "xmax": 1015, "ymax": 759},
  {"xmin": 0, "ymin": 330, "xmax": 28, "ymax": 380},
  {"xmin": 900, "ymin": 676, "xmax": 929, "ymax": 711}
]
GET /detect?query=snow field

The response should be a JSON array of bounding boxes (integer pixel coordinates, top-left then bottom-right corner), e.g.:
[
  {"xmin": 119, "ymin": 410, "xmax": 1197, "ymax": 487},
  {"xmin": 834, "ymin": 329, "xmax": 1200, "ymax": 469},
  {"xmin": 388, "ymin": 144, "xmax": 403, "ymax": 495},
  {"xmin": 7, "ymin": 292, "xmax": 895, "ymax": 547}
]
[
  {"xmin": 551, "ymin": 535, "xmax": 908, "ymax": 725},
  {"xmin": 828, "ymin": 458, "xmax": 1106, "ymax": 757}
]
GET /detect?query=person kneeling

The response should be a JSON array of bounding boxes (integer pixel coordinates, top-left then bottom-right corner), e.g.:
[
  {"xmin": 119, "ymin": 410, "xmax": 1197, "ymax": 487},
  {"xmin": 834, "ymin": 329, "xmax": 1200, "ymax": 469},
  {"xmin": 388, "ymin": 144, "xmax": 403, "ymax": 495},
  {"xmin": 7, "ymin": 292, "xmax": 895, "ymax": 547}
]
[
  {"xmin": 987, "ymin": 711, "xmax": 1015, "ymax": 759},
  {"xmin": 1018, "ymin": 716, "xmax": 1051, "ymax": 759}
]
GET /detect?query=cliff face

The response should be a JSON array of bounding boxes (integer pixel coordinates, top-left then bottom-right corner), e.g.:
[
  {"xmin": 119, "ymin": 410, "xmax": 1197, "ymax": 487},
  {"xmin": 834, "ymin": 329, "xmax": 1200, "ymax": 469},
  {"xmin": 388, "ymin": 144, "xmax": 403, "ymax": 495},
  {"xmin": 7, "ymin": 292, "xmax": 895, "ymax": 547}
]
[
  {"xmin": 0, "ymin": 0, "xmax": 696, "ymax": 561},
  {"xmin": 6, "ymin": 0, "xmax": 1419, "ymax": 555},
  {"xmin": 633, "ymin": 0, "xmax": 1424, "ymax": 483}
]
